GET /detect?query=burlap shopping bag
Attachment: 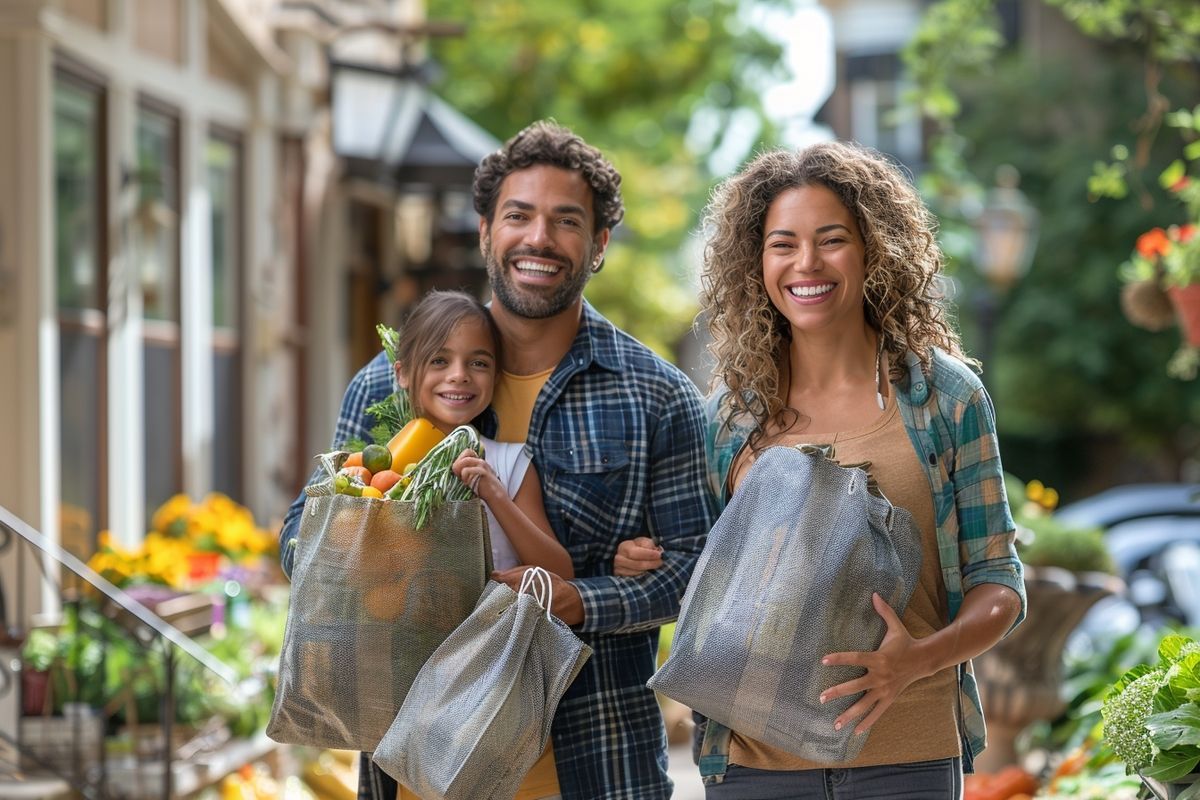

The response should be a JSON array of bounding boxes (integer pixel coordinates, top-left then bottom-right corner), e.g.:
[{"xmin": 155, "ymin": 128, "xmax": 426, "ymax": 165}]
[
  {"xmin": 267, "ymin": 492, "xmax": 492, "ymax": 752},
  {"xmin": 372, "ymin": 568, "xmax": 592, "ymax": 800},
  {"xmin": 648, "ymin": 444, "xmax": 923, "ymax": 762}
]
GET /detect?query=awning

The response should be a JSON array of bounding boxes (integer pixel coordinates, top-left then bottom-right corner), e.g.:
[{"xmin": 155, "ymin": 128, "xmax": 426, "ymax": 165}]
[{"xmin": 331, "ymin": 61, "xmax": 499, "ymax": 187}]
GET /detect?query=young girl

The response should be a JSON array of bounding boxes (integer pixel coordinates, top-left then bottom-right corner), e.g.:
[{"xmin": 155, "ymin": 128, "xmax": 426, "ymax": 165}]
[
  {"xmin": 392, "ymin": 289, "xmax": 573, "ymax": 577},
  {"xmin": 395, "ymin": 290, "xmax": 665, "ymax": 581}
]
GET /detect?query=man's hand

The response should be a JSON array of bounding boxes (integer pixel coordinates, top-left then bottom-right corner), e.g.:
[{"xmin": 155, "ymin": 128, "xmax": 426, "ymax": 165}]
[
  {"xmin": 613, "ymin": 536, "xmax": 664, "ymax": 576},
  {"xmin": 492, "ymin": 566, "xmax": 585, "ymax": 626},
  {"xmin": 818, "ymin": 593, "xmax": 927, "ymax": 735}
]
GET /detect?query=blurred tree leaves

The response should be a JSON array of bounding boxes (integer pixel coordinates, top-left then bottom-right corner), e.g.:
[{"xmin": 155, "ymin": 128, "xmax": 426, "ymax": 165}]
[
  {"xmin": 426, "ymin": 0, "xmax": 782, "ymax": 358},
  {"xmin": 904, "ymin": 0, "xmax": 1200, "ymax": 487}
]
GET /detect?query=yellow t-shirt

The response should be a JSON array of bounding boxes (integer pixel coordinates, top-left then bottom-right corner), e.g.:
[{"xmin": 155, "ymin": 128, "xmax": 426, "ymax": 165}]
[
  {"xmin": 727, "ymin": 397, "xmax": 961, "ymax": 770},
  {"xmin": 491, "ymin": 367, "xmax": 555, "ymax": 443}
]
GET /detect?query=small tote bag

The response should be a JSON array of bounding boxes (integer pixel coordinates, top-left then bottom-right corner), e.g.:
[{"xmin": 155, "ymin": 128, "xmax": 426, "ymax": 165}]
[
  {"xmin": 267, "ymin": 491, "xmax": 492, "ymax": 752},
  {"xmin": 372, "ymin": 568, "xmax": 592, "ymax": 800},
  {"xmin": 648, "ymin": 444, "xmax": 923, "ymax": 763}
]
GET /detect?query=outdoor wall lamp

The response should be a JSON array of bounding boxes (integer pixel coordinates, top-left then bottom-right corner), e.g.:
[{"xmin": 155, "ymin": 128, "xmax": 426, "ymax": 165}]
[{"xmin": 970, "ymin": 164, "xmax": 1039, "ymax": 372}]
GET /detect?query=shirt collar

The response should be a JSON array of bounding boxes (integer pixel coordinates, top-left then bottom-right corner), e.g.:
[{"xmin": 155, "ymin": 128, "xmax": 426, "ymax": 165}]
[
  {"xmin": 898, "ymin": 349, "xmax": 931, "ymax": 405},
  {"xmin": 566, "ymin": 300, "xmax": 624, "ymax": 374}
]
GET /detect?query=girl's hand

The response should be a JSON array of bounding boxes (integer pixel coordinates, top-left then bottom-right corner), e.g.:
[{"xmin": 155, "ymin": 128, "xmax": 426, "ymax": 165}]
[
  {"xmin": 818, "ymin": 593, "xmax": 928, "ymax": 735},
  {"xmin": 452, "ymin": 449, "xmax": 501, "ymax": 503},
  {"xmin": 613, "ymin": 536, "xmax": 664, "ymax": 576}
]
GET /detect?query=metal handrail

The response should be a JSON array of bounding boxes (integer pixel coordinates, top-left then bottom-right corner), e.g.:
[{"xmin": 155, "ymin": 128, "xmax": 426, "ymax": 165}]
[
  {"xmin": 0, "ymin": 505, "xmax": 237, "ymax": 686},
  {"xmin": 0, "ymin": 503, "xmax": 260, "ymax": 798}
]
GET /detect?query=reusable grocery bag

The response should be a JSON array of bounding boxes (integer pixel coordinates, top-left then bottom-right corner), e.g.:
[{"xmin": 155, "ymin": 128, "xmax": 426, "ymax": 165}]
[
  {"xmin": 648, "ymin": 444, "xmax": 923, "ymax": 763},
  {"xmin": 372, "ymin": 567, "xmax": 592, "ymax": 800},
  {"xmin": 267, "ymin": 490, "xmax": 492, "ymax": 752}
]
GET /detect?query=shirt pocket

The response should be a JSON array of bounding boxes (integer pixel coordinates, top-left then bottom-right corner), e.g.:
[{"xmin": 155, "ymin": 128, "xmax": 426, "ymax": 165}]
[{"xmin": 541, "ymin": 441, "xmax": 632, "ymax": 547}]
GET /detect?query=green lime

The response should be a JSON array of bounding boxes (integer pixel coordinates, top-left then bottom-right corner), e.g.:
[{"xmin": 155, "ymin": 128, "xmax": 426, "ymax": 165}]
[{"xmin": 362, "ymin": 444, "xmax": 392, "ymax": 474}]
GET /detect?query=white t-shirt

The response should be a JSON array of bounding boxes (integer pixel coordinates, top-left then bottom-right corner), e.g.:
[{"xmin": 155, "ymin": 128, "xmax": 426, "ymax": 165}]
[{"xmin": 481, "ymin": 436, "xmax": 533, "ymax": 571}]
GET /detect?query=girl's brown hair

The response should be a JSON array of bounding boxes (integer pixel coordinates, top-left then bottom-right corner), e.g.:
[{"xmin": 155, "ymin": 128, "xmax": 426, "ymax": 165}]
[
  {"xmin": 396, "ymin": 290, "xmax": 501, "ymax": 420},
  {"xmin": 700, "ymin": 140, "xmax": 969, "ymax": 435}
]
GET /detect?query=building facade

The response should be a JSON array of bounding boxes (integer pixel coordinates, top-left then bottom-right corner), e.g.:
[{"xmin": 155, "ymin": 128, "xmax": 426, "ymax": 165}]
[{"xmin": 0, "ymin": 0, "xmax": 495, "ymax": 623}]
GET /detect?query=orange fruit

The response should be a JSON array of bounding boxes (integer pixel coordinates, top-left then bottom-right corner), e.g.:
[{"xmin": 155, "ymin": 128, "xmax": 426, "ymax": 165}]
[
  {"xmin": 362, "ymin": 444, "xmax": 392, "ymax": 475},
  {"xmin": 363, "ymin": 583, "xmax": 405, "ymax": 620},
  {"xmin": 370, "ymin": 469, "xmax": 402, "ymax": 493},
  {"xmin": 343, "ymin": 451, "xmax": 364, "ymax": 468},
  {"xmin": 339, "ymin": 466, "xmax": 373, "ymax": 484}
]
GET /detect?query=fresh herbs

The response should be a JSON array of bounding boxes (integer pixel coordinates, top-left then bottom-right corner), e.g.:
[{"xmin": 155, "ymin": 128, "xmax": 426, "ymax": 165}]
[{"xmin": 393, "ymin": 425, "xmax": 483, "ymax": 528}]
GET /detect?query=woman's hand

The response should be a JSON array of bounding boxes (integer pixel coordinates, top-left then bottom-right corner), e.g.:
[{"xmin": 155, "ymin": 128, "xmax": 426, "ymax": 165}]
[
  {"xmin": 452, "ymin": 449, "xmax": 502, "ymax": 503},
  {"xmin": 613, "ymin": 536, "xmax": 664, "ymax": 576},
  {"xmin": 819, "ymin": 593, "xmax": 929, "ymax": 736}
]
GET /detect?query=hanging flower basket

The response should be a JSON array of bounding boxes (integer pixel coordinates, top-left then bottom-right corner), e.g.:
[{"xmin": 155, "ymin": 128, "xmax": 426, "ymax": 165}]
[{"xmin": 1168, "ymin": 284, "xmax": 1200, "ymax": 347}]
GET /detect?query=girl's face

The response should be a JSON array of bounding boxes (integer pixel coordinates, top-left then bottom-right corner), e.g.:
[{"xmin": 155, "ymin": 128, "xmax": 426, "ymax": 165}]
[
  {"xmin": 761, "ymin": 184, "xmax": 868, "ymax": 338},
  {"xmin": 397, "ymin": 317, "xmax": 497, "ymax": 434}
]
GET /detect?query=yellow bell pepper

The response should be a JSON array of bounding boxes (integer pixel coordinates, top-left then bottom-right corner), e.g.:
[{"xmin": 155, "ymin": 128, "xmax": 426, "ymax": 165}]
[{"xmin": 386, "ymin": 418, "xmax": 445, "ymax": 473}]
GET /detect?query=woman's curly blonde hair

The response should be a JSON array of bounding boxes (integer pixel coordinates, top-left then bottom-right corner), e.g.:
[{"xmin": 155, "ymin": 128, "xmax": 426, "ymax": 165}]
[{"xmin": 700, "ymin": 140, "xmax": 968, "ymax": 434}]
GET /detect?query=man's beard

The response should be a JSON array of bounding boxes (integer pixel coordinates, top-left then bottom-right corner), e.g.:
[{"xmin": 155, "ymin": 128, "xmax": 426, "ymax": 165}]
[{"xmin": 484, "ymin": 236, "xmax": 593, "ymax": 320}]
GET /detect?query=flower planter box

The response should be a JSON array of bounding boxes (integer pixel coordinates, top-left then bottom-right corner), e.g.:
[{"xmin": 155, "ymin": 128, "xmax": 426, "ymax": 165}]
[{"xmin": 19, "ymin": 707, "xmax": 104, "ymax": 782}]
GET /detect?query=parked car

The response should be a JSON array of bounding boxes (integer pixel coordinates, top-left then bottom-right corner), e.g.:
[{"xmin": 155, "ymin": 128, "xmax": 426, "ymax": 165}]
[{"xmin": 1057, "ymin": 483, "xmax": 1200, "ymax": 629}]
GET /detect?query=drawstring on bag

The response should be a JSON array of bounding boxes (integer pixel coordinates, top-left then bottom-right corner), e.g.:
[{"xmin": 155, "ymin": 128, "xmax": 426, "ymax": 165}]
[{"xmin": 519, "ymin": 566, "xmax": 554, "ymax": 621}]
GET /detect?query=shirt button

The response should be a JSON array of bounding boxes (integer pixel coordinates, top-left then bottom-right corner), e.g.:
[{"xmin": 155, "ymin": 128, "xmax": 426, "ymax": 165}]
[
  {"xmin": 915, "ymin": 382, "xmax": 925, "ymax": 392},
  {"xmin": 928, "ymin": 452, "xmax": 938, "ymax": 465}
]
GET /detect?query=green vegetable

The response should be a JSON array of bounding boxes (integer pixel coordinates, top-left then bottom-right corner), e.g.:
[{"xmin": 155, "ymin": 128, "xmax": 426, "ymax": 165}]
[
  {"xmin": 363, "ymin": 324, "xmax": 413, "ymax": 441},
  {"xmin": 1102, "ymin": 634, "xmax": 1200, "ymax": 780},
  {"xmin": 1103, "ymin": 667, "xmax": 1166, "ymax": 770},
  {"xmin": 394, "ymin": 425, "xmax": 483, "ymax": 528}
]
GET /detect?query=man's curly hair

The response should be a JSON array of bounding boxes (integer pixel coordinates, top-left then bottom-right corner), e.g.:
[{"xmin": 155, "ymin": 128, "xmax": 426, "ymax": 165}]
[
  {"xmin": 473, "ymin": 121, "xmax": 625, "ymax": 234},
  {"xmin": 700, "ymin": 140, "xmax": 969, "ymax": 433}
]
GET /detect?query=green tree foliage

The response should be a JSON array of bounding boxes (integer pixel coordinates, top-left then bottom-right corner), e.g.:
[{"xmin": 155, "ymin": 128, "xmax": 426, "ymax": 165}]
[
  {"xmin": 904, "ymin": 0, "xmax": 1200, "ymax": 489},
  {"xmin": 426, "ymin": 0, "xmax": 782, "ymax": 358}
]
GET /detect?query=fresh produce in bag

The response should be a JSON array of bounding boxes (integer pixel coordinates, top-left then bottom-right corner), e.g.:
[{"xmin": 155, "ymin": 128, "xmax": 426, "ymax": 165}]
[{"xmin": 268, "ymin": 426, "xmax": 493, "ymax": 751}]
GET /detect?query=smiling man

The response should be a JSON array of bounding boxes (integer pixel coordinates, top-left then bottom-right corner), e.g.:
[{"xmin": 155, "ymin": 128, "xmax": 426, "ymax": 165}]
[{"xmin": 279, "ymin": 122, "xmax": 716, "ymax": 800}]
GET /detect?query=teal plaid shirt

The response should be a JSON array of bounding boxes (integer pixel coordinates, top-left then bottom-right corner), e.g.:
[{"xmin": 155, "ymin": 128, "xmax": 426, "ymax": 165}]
[{"xmin": 697, "ymin": 347, "xmax": 1025, "ymax": 778}]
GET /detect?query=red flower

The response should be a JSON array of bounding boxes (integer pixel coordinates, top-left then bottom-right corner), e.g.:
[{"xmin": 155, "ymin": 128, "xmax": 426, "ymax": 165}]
[
  {"xmin": 1176, "ymin": 223, "xmax": 1196, "ymax": 244},
  {"xmin": 1137, "ymin": 227, "xmax": 1172, "ymax": 258}
]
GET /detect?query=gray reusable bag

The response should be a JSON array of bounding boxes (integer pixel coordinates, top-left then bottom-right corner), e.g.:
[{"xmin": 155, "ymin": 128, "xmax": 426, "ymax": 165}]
[
  {"xmin": 267, "ymin": 492, "xmax": 492, "ymax": 752},
  {"xmin": 648, "ymin": 444, "xmax": 923, "ymax": 763},
  {"xmin": 372, "ymin": 568, "xmax": 592, "ymax": 800}
]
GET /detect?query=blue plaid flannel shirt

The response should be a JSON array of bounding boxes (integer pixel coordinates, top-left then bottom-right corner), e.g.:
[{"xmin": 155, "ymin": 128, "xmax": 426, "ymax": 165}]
[
  {"xmin": 696, "ymin": 347, "xmax": 1026, "ymax": 781},
  {"xmin": 279, "ymin": 301, "xmax": 718, "ymax": 799}
]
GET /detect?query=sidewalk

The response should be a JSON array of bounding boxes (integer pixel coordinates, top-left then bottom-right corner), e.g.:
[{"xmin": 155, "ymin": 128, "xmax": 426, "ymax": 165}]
[{"xmin": 667, "ymin": 742, "xmax": 705, "ymax": 800}]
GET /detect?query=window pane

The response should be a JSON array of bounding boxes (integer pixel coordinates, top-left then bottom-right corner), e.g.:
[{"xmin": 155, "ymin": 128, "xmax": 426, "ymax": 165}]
[
  {"xmin": 207, "ymin": 137, "xmax": 239, "ymax": 330},
  {"xmin": 135, "ymin": 108, "xmax": 180, "ymax": 322},
  {"xmin": 54, "ymin": 81, "xmax": 102, "ymax": 311},
  {"xmin": 143, "ymin": 337, "xmax": 181, "ymax": 521},
  {"xmin": 212, "ymin": 346, "xmax": 242, "ymax": 501},
  {"xmin": 59, "ymin": 327, "xmax": 102, "ymax": 557}
]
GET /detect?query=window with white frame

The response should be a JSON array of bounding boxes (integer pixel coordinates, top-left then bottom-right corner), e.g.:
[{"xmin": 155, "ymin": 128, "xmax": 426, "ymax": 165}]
[
  {"xmin": 208, "ymin": 130, "xmax": 244, "ymax": 502},
  {"xmin": 54, "ymin": 69, "xmax": 107, "ymax": 559},
  {"xmin": 136, "ymin": 100, "xmax": 183, "ymax": 524}
]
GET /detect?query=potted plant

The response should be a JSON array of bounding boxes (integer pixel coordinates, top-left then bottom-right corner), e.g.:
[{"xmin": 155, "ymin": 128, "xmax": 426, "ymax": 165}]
[
  {"xmin": 1102, "ymin": 633, "xmax": 1200, "ymax": 799},
  {"xmin": 1118, "ymin": 106, "xmax": 1200, "ymax": 380},
  {"xmin": 972, "ymin": 476, "xmax": 1124, "ymax": 771}
]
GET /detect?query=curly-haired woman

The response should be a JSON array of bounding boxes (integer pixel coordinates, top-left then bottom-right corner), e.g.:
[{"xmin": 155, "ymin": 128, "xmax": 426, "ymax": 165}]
[{"xmin": 694, "ymin": 141, "xmax": 1026, "ymax": 799}]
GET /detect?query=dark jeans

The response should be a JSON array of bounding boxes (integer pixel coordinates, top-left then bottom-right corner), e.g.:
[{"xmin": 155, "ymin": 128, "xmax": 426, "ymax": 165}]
[
  {"xmin": 359, "ymin": 754, "xmax": 396, "ymax": 800},
  {"xmin": 705, "ymin": 758, "xmax": 963, "ymax": 800}
]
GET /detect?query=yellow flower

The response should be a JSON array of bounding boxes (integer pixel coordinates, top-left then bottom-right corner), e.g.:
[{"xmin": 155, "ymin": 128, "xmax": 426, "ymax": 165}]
[
  {"xmin": 1041, "ymin": 487, "xmax": 1060, "ymax": 511},
  {"xmin": 1025, "ymin": 479, "xmax": 1045, "ymax": 503}
]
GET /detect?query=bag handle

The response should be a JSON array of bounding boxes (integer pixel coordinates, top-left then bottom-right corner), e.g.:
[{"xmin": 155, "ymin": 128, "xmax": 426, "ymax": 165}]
[{"xmin": 518, "ymin": 566, "xmax": 554, "ymax": 621}]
